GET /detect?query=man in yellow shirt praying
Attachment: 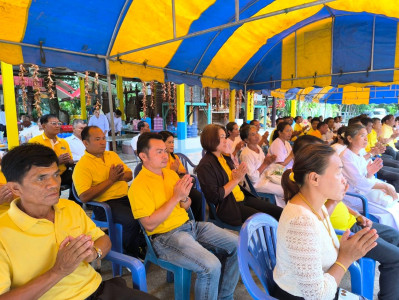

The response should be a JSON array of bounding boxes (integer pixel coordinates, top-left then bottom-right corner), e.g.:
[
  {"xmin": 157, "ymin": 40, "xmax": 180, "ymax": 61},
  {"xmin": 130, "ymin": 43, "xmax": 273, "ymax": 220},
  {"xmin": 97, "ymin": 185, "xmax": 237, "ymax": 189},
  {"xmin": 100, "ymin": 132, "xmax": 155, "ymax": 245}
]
[
  {"xmin": 0, "ymin": 144, "xmax": 156, "ymax": 299},
  {"xmin": 73, "ymin": 126, "xmax": 145, "ymax": 259},
  {"xmin": 129, "ymin": 132, "xmax": 239, "ymax": 300}
]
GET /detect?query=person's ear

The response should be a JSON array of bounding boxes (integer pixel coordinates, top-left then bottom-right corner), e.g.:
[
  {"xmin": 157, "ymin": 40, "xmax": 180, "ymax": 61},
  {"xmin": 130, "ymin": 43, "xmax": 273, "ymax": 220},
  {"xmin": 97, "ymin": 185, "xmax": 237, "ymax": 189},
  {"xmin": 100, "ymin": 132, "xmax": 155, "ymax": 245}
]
[
  {"xmin": 7, "ymin": 182, "xmax": 22, "ymax": 198},
  {"xmin": 139, "ymin": 152, "xmax": 147, "ymax": 162},
  {"xmin": 307, "ymin": 171, "xmax": 319, "ymax": 187},
  {"xmin": 83, "ymin": 139, "xmax": 89, "ymax": 147}
]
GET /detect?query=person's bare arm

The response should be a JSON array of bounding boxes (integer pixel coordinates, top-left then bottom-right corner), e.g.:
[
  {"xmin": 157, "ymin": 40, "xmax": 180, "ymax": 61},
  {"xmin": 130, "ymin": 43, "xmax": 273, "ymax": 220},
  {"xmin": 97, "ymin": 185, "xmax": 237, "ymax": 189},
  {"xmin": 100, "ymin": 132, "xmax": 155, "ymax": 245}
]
[
  {"xmin": 84, "ymin": 235, "xmax": 112, "ymax": 263},
  {"xmin": 140, "ymin": 175, "xmax": 193, "ymax": 232},
  {"xmin": 0, "ymin": 235, "xmax": 93, "ymax": 300},
  {"xmin": 324, "ymin": 199, "xmax": 340, "ymax": 215},
  {"xmin": 277, "ymin": 151, "xmax": 294, "ymax": 167}
]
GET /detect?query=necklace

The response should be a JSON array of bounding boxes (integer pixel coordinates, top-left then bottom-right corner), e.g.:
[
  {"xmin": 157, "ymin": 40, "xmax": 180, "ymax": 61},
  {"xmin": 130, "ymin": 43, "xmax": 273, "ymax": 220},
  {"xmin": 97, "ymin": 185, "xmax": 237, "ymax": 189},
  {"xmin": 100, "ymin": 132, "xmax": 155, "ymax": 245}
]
[{"xmin": 297, "ymin": 192, "xmax": 338, "ymax": 251}]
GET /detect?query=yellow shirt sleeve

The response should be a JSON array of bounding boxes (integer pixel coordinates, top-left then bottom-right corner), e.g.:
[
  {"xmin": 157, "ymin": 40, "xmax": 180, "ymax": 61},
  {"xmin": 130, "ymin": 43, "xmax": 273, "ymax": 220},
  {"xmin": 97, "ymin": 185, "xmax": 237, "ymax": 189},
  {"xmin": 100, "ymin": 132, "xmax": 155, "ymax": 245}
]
[
  {"xmin": 330, "ymin": 202, "xmax": 357, "ymax": 231},
  {"xmin": 72, "ymin": 160, "xmax": 94, "ymax": 197},
  {"xmin": 0, "ymin": 240, "xmax": 11, "ymax": 294}
]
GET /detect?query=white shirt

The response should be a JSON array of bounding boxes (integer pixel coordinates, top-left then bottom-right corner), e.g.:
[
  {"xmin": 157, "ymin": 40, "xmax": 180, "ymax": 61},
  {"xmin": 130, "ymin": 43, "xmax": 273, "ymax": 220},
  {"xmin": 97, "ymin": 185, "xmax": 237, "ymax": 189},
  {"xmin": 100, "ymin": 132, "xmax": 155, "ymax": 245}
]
[
  {"xmin": 333, "ymin": 122, "xmax": 341, "ymax": 132},
  {"xmin": 226, "ymin": 137, "xmax": 241, "ymax": 167},
  {"xmin": 321, "ymin": 129, "xmax": 334, "ymax": 144},
  {"xmin": 239, "ymin": 145, "xmax": 266, "ymax": 185},
  {"xmin": 274, "ymin": 203, "xmax": 339, "ymax": 299},
  {"xmin": 130, "ymin": 134, "xmax": 140, "ymax": 151},
  {"xmin": 331, "ymin": 143, "xmax": 347, "ymax": 156},
  {"xmin": 112, "ymin": 116, "xmax": 122, "ymax": 133},
  {"xmin": 0, "ymin": 111, "xmax": 5, "ymax": 126},
  {"xmin": 65, "ymin": 134, "xmax": 86, "ymax": 161},
  {"xmin": 269, "ymin": 138, "xmax": 293, "ymax": 169},
  {"xmin": 88, "ymin": 114, "xmax": 109, "ymax": 133}
]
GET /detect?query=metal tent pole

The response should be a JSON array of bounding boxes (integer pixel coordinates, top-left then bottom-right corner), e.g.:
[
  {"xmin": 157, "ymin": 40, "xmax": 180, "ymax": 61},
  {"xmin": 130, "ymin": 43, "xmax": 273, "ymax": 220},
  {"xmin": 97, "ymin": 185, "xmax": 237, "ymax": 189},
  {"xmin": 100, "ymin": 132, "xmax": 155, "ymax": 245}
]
[{"xmin": 105, "ymin": 59, "xmax": 117, "ymax": 151}]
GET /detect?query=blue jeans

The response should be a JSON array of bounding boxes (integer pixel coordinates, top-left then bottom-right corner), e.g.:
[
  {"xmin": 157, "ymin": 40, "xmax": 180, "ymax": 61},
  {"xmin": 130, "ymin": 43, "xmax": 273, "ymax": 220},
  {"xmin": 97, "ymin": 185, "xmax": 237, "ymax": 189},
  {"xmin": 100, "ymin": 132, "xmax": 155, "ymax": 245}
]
[
  {"xmin": 152, "ymin": 221, "xmax": 239, "ymax": 300},
  {"xmin": 351, "ymin": 222, "xmax": 399, "ymax": 300}
]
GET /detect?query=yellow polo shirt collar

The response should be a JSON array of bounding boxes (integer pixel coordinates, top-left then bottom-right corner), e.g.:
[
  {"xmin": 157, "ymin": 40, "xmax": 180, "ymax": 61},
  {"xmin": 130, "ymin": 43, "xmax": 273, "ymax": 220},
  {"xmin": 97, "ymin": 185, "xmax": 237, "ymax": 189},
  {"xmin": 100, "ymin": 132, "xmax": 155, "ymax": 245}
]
[{"xmin": 7, "ymin": 199, "xmax": 66, "ymax": 232}]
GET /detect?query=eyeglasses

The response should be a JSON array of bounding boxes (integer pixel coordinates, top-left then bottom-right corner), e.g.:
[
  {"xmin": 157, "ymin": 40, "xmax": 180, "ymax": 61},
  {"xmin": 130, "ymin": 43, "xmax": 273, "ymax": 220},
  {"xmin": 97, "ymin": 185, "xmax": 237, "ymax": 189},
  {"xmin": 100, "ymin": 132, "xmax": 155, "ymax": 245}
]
[
  {"xmin": 219, "ymin": 135, "xmax": 226, "ymax": 139},
  {"xmin": 49, "ymin": 122, "xmax": 62, "ymax": 126}
]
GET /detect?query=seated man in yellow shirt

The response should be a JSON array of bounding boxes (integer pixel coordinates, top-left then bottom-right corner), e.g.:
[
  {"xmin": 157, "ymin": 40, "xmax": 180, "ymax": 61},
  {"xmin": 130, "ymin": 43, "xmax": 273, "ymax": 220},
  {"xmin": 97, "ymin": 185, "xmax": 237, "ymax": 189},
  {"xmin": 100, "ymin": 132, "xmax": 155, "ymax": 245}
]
[
  {"xmin": 73, "ymin": 126, "xmax": 145, "ymax": 258},
  {"xmin": 306, "ymin": 117, "xmax": 320, "ymax": 136},
  {"xmin": 29, "ymin": 114, "xmax": 74, "ymax": 187},
  {"xmin": 0, "ymin": 144, "xmax": 155, "ymax": 300},
  {"xmin": 381, "ymin": 114, "xmax": 399, "ymax": 160},
  {"xmin": 308, "ymin": 121, "xmax": 328, "ymax": 140},
  {"xmin": 129, "ymin": 132, "xmax": 239, "ymax": 300}
]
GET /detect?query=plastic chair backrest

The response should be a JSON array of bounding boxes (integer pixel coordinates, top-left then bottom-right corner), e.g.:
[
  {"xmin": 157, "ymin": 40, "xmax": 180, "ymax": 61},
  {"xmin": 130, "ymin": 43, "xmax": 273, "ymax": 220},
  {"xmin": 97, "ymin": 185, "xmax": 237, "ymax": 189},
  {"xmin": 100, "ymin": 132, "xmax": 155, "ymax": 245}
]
[
  {"xmin": 345, "ymin": 192, "xmax": 379, "ymax": 223},
  {"xmin": 134, "ymin": 163, "xmax": 143, "ymax": 178},
  {"xmin": 243, "ymin": 174, "xmax": 277, "ymax": 205},
  {"xmin": 238, "ymin": 213, "xmax": 278, "ymax": 300},
  {"xmin": 175, "ymin": 153, "xmax": 197, "ymax": 173}
]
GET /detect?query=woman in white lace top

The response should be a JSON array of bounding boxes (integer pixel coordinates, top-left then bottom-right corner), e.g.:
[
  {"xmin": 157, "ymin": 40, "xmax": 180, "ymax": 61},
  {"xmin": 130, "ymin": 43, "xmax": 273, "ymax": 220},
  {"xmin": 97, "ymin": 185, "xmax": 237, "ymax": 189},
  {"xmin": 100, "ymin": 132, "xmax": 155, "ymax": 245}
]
[{"xmin": 272, "ymin": 143, "xmax": 378, "ymax": 300}]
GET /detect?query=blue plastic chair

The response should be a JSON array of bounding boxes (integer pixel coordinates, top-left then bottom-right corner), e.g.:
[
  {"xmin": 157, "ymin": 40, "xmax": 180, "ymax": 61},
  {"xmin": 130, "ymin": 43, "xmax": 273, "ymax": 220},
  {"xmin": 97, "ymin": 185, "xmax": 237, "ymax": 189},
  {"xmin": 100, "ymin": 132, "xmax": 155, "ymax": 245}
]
[
  {"xmin": 238, "ymin": 213, "xmax": 366, "ymax": 299},
  {"xmin": 104, "ymin": 250, "xmax": 148, "ymax": 292},
  {"xmin": 244, "ymin": 174, "xmax": 277, "ymax": 205},
  {"xmin": 134, "ymin": 163, "xmax": 193, "ymax": 300},
  {"xmin": 72, "ymin": 184, "xmax": 123, "ymax": 276},
  {"xmin": 175, "ymin": 152, "xmax": 197, "ymax": 173},
  {"xmin": 346, "ymin": 192, "xmax": 379, "ymax": 223},
  {"xmin": 335, "ymin": 229, "xmax": 376, "ymax": 300},
  {"xmin": 206, "ymin": 200, "xmax": 241, "ymax": 232}
]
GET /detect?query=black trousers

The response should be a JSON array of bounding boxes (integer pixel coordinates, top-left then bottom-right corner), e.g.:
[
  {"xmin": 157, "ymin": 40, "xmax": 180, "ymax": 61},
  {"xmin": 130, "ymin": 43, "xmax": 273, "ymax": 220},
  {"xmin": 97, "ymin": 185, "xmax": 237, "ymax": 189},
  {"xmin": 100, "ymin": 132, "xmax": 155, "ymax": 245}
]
[
  {"xmin": 86, "ymin": 277, "xmax": 158, "ymax": 300},
  {"xmin": 189, "ymin": 187, "xmax": 203, "ymax": 221},
  {"xmin": 377, "ymin": 166, "xmax": 399, "ymax": 192},
  {"xmin": 238, "ymin": 195, "xmax": 283, "ymax": 223},
  {"xmin": 92, "ymin": 196, "xmax": 145, "ymax": 258},
  {"xmin": 384, "ymin": 146, "xmax": 399, "ymax": 160}
]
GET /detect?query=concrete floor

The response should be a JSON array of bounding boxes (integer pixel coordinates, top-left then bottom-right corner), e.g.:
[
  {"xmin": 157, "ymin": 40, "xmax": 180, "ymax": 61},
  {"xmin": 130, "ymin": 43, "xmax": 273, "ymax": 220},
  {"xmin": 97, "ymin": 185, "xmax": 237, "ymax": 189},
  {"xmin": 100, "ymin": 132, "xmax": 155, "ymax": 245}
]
[{"xmin": 67, "ymin": 135, "xmax": 380, "ymax": 299}]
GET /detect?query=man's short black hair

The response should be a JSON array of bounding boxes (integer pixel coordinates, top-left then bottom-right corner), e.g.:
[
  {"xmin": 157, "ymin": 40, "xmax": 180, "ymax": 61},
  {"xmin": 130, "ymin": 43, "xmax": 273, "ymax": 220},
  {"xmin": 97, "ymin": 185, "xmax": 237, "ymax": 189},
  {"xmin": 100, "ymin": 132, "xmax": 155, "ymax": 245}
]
[
  {"xmin": 137, "ymin": 121, "xmax": 148, "ymax": 131},
  {"xmin": 137, "ymin": 132, "xmax": 163, "ymax": 158},
  {"xmin": 1, "ymin": 144, "xmax": 59, "ymax": 183},
  {"xmin": 317, "ymin": 121, "xmax": 327, "ymax": 130},
  {"xmin": 81, "ymin": 126, "xmax": 100, "ymax": 141},
  {"xmin": 360, "ymin": 117, "xmax": 373, "ymax": 127},
  {"xmin": 40, "ymin": 114, "xmax": 58, "ymax": 125},
  {"xmin": 249, "ymin": 119, "xmax": 258, "ymax": 125},
  {"xmin": 115, "ymin": 109, "xmax": 122, "ymax": 116},
  {"xmin": 311, "ymin": 117, "xmax": 320, "ymax": 124}
]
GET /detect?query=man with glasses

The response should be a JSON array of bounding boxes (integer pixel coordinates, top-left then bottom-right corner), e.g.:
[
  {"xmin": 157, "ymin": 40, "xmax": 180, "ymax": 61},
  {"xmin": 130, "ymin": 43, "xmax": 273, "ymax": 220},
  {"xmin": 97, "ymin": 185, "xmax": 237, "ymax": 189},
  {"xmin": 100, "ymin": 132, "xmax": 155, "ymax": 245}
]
[{"xmin": 29, "ymin": 114, "xmax": 74, "ymax": 188}]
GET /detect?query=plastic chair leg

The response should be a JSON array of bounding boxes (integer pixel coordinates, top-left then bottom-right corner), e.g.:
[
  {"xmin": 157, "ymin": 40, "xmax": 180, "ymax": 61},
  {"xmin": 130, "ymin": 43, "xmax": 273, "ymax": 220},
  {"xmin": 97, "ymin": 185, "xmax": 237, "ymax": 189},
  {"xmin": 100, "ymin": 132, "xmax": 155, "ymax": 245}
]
[
  {"xmin": 173, "ymin": 268, "xmax": 192, "ymax": 300},
  {"xmin": 111, "ymin": 224, "xmax": 123, "ymax": 277},
  {"xmin": 360, "ymin": 258, "xmax": 376, "ymax": 300},
  {"xmin": 166, "ymin": 271, "xmax": 174, "ymax": 283}
]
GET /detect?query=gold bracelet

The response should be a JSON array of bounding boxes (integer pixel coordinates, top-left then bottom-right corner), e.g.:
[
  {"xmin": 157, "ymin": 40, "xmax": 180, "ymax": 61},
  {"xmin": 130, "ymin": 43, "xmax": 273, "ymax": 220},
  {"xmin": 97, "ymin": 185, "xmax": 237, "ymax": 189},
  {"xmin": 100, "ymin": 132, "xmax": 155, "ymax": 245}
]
[{"xmin": 334, "ymin": 261, "xmax": 347, "ymax": 273}]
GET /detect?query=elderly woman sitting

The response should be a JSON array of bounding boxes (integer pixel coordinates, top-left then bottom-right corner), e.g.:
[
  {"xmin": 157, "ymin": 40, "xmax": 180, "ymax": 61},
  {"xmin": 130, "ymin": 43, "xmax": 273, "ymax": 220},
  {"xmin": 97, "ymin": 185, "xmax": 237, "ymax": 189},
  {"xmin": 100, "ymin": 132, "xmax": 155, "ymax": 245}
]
[
  {"xmin": 196, "ymin": 124, "xmax": 282, "ymax": 226},
  {"xmin": 341, "ymin": 124, "xmax": 399, "ymax": 230},
  {"xmin": 239, "ymin": 125, "xmax": 285, "ymax": 207}
]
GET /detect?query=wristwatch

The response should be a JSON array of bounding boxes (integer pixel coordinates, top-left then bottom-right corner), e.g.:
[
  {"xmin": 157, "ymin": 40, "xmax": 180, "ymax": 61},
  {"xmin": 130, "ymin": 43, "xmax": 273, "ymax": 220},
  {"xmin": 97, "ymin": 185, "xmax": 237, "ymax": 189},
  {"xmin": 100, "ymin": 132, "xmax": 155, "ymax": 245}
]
[{"xmin": 93, "ymin": 246, "xmax": 102, "ymax": 260}]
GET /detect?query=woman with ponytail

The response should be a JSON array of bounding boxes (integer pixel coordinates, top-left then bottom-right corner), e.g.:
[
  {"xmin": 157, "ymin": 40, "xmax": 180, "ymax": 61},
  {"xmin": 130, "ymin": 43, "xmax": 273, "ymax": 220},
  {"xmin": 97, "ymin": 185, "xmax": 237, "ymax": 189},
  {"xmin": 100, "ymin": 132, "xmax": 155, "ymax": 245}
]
[{"xmin": 272, "ymin": 143, "xmax": 378, "ymax": 300}]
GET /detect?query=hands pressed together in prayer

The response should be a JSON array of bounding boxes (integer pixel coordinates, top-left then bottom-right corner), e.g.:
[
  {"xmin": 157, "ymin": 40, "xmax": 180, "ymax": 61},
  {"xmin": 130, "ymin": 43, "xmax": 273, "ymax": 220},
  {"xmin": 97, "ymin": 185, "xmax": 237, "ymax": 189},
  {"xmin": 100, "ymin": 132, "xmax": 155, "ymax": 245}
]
[
  {"xmin": 108, "ymin": 164, "xmax": 125, "ymax": 182},
  {"xmin": 173, "ymin": 174, "xmax": 193, "ymax": 209},
  {"xmin": 52, "ymin": 235, "xmax": 96, "ymax": 277},
  {"xmin": 232, "ymin": 162, "xmax": 248, "ymax": 182}
]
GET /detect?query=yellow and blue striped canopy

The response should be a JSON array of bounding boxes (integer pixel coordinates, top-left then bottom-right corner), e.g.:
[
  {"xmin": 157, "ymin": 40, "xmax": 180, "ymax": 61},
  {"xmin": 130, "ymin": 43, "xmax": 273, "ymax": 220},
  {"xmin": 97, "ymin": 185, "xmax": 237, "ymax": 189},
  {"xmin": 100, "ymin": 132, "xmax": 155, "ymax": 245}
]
[{"xmin": 2, "ymin": 0, "xmax": 399, "ymax": 102}]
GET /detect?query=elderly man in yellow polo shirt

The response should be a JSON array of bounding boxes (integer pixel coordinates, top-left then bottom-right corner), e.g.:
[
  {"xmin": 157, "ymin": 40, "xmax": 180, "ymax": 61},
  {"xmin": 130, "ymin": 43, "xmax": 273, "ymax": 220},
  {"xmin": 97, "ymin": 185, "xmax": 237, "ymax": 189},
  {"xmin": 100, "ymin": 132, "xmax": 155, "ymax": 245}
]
[
  {"xmin": 0, "ymin": 144, "xmax": 156, "ymax": 299},
  {"xmin": 73, "ymin": 126, "xmax": 145, "ymax": 259},
  {"xmin": 29, "ymin": 114, "xmax": 74, "ymax": 186},
  {"xmin": 129, "ymin": 132, "xmax": 239, "ymax": 300}
]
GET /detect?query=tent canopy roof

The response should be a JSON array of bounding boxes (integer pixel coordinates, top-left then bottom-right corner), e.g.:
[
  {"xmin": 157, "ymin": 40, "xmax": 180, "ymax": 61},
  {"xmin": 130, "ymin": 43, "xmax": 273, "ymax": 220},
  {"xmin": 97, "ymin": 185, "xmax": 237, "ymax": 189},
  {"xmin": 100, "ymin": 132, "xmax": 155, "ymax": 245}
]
[{"xmin": 1, "ymin": 0, "xmax": 399, "ymax": 97}]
